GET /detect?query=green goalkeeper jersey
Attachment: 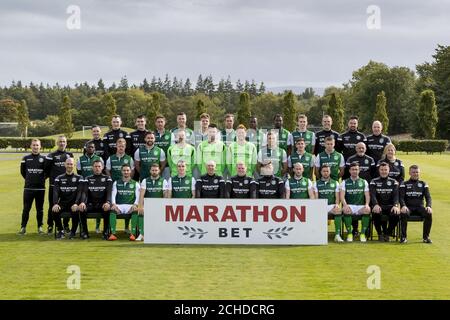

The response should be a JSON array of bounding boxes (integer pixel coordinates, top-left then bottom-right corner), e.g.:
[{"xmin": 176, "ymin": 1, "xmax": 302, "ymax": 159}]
[
  {"xmin": 197, "ymin": 140, "xmax": 226, "ymax": 176},
  {"xmin": 315, "ymin": 179, "xmax": 339, "ymax": 205},
  {"xmin": 226, "ymin": 141, "xmax": 257, "ymax": 177},
  {"xmin": 341, "ymin": 177, "xmax": 368, "ymax": 205},
  {"xmin": 167, "ymin": 143, "xmax": 196, "ymax": 177}
]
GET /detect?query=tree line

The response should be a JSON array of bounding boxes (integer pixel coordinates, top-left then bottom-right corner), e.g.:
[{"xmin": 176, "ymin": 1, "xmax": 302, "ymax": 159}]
[{"xmin": 0, "ymin": 44, "xmax": 447, "ymax": 140}]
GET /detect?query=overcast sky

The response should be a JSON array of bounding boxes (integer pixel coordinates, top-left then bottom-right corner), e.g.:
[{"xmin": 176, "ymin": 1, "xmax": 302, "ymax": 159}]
[{"xmin": 0, "ymin": 0, "xmax": 449, "ymax": 89}]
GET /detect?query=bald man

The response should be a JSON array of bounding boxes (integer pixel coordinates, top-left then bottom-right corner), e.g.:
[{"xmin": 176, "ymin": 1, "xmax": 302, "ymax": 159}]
[
  {"xmin": 195, "ymin": 160, "xmax": 226, "ymax": 198},
  {"xmin": 366, "ymin": 121, "xmax": 392, "ymax": 164}
]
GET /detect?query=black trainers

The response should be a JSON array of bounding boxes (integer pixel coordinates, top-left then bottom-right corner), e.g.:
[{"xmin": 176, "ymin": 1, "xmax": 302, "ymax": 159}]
[
  {"xmin": 80, "ymin": 232, "xmax": 89, "ymax": 240},
  {"xmin": 68, "ymin": 232, "xmax": 76, "ymax": 239},
  {"xmin": 56, "ymin": 231, "xmax": 65, "ymax": 240},
  {"xmin": 423, "ymin": 238, "xmax": 433, "ymax": 244},
  {"xmin": 400, "ymin": 237, "xmax": 408, "ymax": 244},
  {"xmin": 47, "ymin": 226, "xmax": 53, "ymax": 235},
  {"xmin": 64, "ymin": 227, "xmax": 71, "ymax": 234},
  {"xmin": 102, "ymin": 233, "xmax": 109, "ymax": 240},
  {"xmin": 384, "ymin": 235, "xmax": 390, "ymax": 242},
  {"xmin": 378, "ymin": 234, "xmax": 384, "ymax": 242}
]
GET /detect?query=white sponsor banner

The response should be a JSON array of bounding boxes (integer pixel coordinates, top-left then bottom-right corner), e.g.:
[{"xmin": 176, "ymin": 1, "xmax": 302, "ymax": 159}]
[{"xmin": 144, "ymin": 199, "xmax": 328, "ymax": 245}]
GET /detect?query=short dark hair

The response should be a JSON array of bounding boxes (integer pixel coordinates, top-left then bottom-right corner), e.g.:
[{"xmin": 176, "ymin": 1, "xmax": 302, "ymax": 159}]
[
  {"xmin": 145, "ymin": 131, "xmax": 155, "ymax": 138},
  {"xmin": 324, "ymin": 136, "xmax": 335, "ymax": 142},
  {"xmin": 155, "ymin": 115, "xmax": 166, "ymax": 121},
  {"xmin": 177, "ymin": 112, "xmax": 186, "ymax": 117},
  {"xmin": 349, "ymin": 162, "xmax": 359, "ymax": 169},
  {"xmin": 136, "ymin": 115, "xmax": 146, "ymax": 120},
  {"xmin": 379, "ymin": 161, "xmax": 389, "ymax": 168},
  {"xmin": 121, "ymin": 164, "xmax": 131, "ymax": 170},
  {"xmin": 150, "ymin": 163, "xmax": 160, "ymax": 169},
  {"xmin": 349, "ymin": 116, "xmax": 359, "ymax": 121},
  {"xmin": 91, "ymin": 125, "xmax": 100, "ymax": 129},
  {"xmin": 295, "ymin": 138, "xmax": 305, "ymax": 144},
  {"xmin": 208, "ymin": 124, "xmax": 218, "ymax": 129},
  {"xmin": 92, "ymin": 159, "xmax": 103, "ymax": 166},
  {"xmin": 320, "ymin": 164, "xmax": 331, "ymax": 171},
  {"xmin": 409, "ymin": 165, "xmax": 419, "ymax": 170},
  {"xmin": 273, "ymin": 114, "xmax": 282, "ymax": 120}
]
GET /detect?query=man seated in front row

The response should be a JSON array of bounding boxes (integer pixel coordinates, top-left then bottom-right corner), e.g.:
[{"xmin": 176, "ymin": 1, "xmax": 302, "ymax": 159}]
[
  {"xmin": 109, "ymin": 164, "xmax": 140, "ymax": 241},
  {"xmin": 399, "ymin": 165, "xmax": 433, "ymax": 244},
  {"xmin": 52, "ymin": 158, "xmax": 83, "ymax": 240},
  {"xmin": 78, "ymin": 160, "xmax": 112, "ymax": 240}
]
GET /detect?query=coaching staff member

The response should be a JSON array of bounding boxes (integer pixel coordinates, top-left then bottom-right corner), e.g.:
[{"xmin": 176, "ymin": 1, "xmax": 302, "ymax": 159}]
[
  {"xmin": 52, "ymin": 158, "xmax": 83, "ymax": 240},
  {"xmin": 256, "ymin": 162, "xmax": 285, "ymax": 199},
  {"xmin": 370, "ymin": 162, "xmax": 400, "ymax": 242},
  {"xmin": 78, "ymin": 160, "xmax": 113, "ymax": 240},
  {"xmin": 227, "ymin": 162, "xmax": 257, "ymax": 198},
  {"xmin": 18, "ymin": 139, "xmax": 47, "ymax": 235},
  {"xmin": 195, "ymin": 160, "xmax": 226, "ymax": 198},
  {"xmin": 399, "ymin": 165, "xmax": 433, "ymax": 244}
]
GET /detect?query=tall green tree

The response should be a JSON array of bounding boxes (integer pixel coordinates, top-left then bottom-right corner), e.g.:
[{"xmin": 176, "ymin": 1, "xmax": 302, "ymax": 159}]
[
  {"xmin": 237, "ymin": 92, "xmax": 251, "ymax": 126},
  {"xmin": 417, "ymin": 90, "xmax": 439, "ymax": 139},
  {"xmin": 17, "ymin": 99, "xmax": 30, "ymax": 137},
  {"xmin": 327, "ymin": 93, "xmax": 345, "ymax": 133},
  {"xmin": 195, "ymin": 98, "xmax": 207, "ymax": 118},
  {"xmin": 101, "ymin": 93, "xmax": 117, "ymax": 126},
  {"xmin": 0, "ymin": 99, "xmax": 19, "ymax": 122},
  {"xmin": 373, "ymin": 91, "xmax": 389, "ymax": 134},
  {"xmin": 56, "ymin": 95, "xmax": 74, "ymax": 138},
  {"xmin": 282, "ymin": 91, "xmax": 296, "ymax": 131}
]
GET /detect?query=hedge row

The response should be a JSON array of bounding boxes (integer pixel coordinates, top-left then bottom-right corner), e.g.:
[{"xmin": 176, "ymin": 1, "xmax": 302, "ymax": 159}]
[
  {"xmin": 66, "ymin": 139, "xmax": 90, "ymax": 151},
  {"xmin": 392, "ymin": 140, "xmax": 449, "ymax": 154},
  {"xmin": 0, "ymin": 138, "xmax": 56, "ymax": 150}
]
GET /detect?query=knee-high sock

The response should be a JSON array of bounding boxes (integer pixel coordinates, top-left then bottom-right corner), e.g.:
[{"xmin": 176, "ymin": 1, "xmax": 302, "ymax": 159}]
[
  {"xmin": 343, "ymin": 215, "xmax": 353, "ymax": 233},
  {"xmin": 361, "ymin": 215, "xmax": 370, "ymax": 234},
  {"xmin": 131, "ymin": 213, "xmax": 138, "ymax": 236},
  {"xmin": 138, "ymin": 215, "xmax": 144, "ymax": 235},
  {"xmin": 334, "ymin": 215, "xmax": 342, "ymax": 235},
  {"xmin": 109, "ymin": 212, "xmax": 117, "ymax": 234},
  {"xmin": 125, "ymin": 217, "xmax": 130, "ymax": 229},
  {"xmin": 95, "ymin": 217, "xmax": 101, "ymax": 229}
]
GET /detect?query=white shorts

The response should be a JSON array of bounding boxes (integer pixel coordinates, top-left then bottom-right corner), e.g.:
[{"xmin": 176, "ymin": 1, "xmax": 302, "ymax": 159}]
[
  {"xmin": 348, "ymin": 205, "xmax": 365, "ymax": 215},
  {"xmin": 327, "ymin": 205, "xmax": 338, "ymax": 213},
  {"xmin": 113, "ymin": 204, "xmax": 134, "ymax": 214}
]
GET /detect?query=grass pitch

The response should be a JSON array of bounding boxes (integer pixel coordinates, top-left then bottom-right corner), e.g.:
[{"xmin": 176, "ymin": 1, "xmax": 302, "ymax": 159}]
[{"xmin": 0, "ymin": 152, "xmax": 449, "ymax": 299}]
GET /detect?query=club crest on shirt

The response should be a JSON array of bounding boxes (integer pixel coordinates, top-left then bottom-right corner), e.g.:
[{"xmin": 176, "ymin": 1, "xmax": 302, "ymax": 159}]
[
  {"xmin": 357, "ymin": 136, "xmax": 361, "ymax": 140},
  {"xmin": 39, "ymin": 158, "xmax": 44, "ymax": 163},
  {"xmin": 101, "ymin": 178, "xmax": 106, "ymax": 182},
  {"xmin": 124, "ymin": 159, "xmax": 129, "ymax": 164},
  {"xmin": 418, "ymin": 183, "xmax": 423, "ymax": 188},
  {"xmin": 365, "ymin": 159, "xmax": 369, "ymax": 164},
  {"xmin": 271, "ymin": 180, "xmax": 276, "ymax": 185},
  {"xmin": 185, "ymin": 180, "xmax": 189, "ymax": 185},
  {"xmin": 244, "ymin": 179, "xmax": 248, "ymax": 184},
  {"xmin": 214, "ymin": 179, "xmax": 218, "ymax": 184},
  {"xmin": 72, "ymin": 178, "xmax": 77, "ymax": 182},
  {"xmin": 394, "ymin": 161, "xmax": 398, "ymax": 166},
  {"xmin": 387, "ymin": 181, "xmax": 392, "ymax": 186},
  {"xmin": 380, "ymin": 138, "xmax": 384, "ymax": 143}
]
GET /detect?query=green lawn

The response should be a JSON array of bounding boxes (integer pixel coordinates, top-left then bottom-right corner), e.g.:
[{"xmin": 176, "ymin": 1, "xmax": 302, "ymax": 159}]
[{"xmin": 0, "ymin": 153, "xmax": 449, "ymax": 299}]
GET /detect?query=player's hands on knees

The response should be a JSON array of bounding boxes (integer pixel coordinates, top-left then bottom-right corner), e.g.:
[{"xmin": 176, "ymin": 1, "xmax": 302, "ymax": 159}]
[
  {"xmin": 129, "ymin": 205, "xmax": 138, "ymax": 213},
  {"xmin": 363, "ymin": 204, "xmax": 371, "ymax": 213},
  {"xmin": 138, "ymin": 206, "xmax": 144, "ymax": 215},
  {"xmin": 78, "ymin": 202, "xmax": 86, "ymax": 212},
  {"xmin": 111, "ymin": 204, "xmax": 120, "ymax": 213},
  {"xmin": 71, "ymin": 204, "xmax": 78, "ymax": 212},
  {"xmin": 426, "ymin": 206, "xmax": 432, "ymax": 214},
  {"xmin": 400, "ymin": 206, "xmax": 409, "ymax": 214},
  {"xmin": 391, "ymin": 206, "xmax": 400, "ymax": 214},
  {"xmin": 372, "ymin": 204, "xmax": 381, "ymax": 214},
  {"xmin": 102, "ymin": 202, "xmax": 110, "ymax": 211},
  {"xmin": 332, "ymin": 205, "xmax": 341, "ymax": 214},
  {"xmin": 52, "ymin": 204, "xmax": 61, "ymax": 213},
  {"xmin": 343, "ymin": 205, "xmax": 351, "ymax": 214}
]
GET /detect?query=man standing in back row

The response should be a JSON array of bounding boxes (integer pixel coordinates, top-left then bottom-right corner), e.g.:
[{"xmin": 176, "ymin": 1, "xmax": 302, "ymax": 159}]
[{"xmin": 18, "ymin": 139, "xmax": 47, "ymax": 235}]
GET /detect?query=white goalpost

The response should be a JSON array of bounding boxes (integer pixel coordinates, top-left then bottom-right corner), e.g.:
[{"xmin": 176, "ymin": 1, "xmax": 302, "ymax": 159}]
[{"xmin": 81, "ymin": 125, "xmax": 109, "ymax": 137}]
